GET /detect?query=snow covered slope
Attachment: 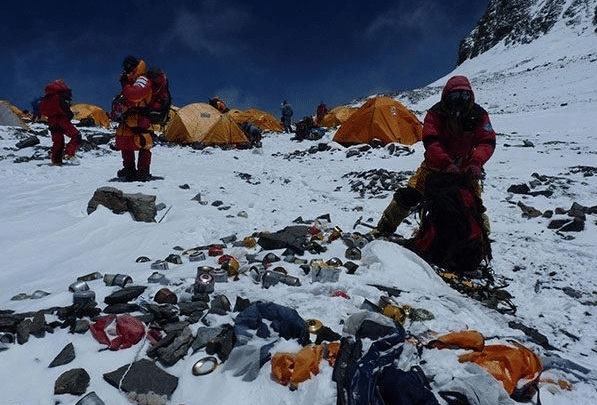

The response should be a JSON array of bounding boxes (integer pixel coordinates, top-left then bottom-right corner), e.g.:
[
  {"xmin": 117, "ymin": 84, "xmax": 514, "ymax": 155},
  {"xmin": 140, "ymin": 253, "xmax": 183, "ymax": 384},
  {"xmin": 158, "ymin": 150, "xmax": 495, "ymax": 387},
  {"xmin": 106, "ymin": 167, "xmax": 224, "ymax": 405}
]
[{"xmin": 0, "ymin": 2, "xmax": 596, "ymax": 404}]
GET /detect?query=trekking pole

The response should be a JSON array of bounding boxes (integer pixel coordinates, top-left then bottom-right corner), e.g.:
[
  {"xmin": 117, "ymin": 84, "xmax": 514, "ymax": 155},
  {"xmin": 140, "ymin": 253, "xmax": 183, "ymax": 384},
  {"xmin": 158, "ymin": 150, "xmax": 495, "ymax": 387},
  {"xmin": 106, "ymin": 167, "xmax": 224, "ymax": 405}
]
[{"xmin": 158, "ymin": 206, "xmax": 172, "ymax": 223}]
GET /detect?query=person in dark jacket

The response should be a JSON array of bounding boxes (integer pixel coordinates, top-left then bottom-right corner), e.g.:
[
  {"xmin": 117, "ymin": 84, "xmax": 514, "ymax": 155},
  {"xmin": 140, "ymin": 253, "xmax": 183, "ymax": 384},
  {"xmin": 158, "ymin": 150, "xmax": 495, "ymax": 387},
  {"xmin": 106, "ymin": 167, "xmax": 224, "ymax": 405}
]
[
  {"xmin": 38, "ymin": 80, "xmax": 81, "ymax": 166},
  {"xmin": 280, "ymin": 100, "xmax": 293, "ymax": 133},
  {"xmin": 376, "ymin": 75, "xmax": 496, "ymax": 235}
]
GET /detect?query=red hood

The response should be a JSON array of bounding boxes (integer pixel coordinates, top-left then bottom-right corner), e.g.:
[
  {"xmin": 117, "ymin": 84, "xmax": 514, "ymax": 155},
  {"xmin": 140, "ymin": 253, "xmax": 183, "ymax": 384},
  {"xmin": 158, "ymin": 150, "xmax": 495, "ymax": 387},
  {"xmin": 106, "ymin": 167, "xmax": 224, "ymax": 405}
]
[{"xmin": 441, "ymin": 76, "xmax": 475, "ymax": 102}]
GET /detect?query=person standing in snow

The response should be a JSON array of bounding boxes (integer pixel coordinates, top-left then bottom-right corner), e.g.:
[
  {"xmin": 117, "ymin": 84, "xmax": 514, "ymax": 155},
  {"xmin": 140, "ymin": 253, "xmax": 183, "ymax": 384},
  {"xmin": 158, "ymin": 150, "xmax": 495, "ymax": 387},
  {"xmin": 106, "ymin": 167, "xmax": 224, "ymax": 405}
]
[
  {"xmin": 375, "ymin": 75, "xmax": 496, "ymax": 235},
  {"xmin": 38, "ymin": 80, "xmax": 81, "ymax": 166},
  {"xmin": 315, "ymin": 102, "xmax": 329, "ymax": 127},
  {"xmin": 280, "ymin": 100, "xmax": 293, "ymax": 133},
  {"xmin": 111, "ymin": 56, "xmax": 154, "ymax": 181}
]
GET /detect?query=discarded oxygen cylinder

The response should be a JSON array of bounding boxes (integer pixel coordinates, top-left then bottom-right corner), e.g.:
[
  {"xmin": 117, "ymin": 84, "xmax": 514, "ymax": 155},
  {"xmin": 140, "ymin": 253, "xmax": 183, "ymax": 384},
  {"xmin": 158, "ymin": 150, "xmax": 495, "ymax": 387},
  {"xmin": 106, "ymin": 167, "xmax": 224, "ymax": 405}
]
[
  {"xmin": 73, "ymin": 289, "xmax": 96, "ymax": 305},
  {"xmin": 76, "ymin": 272, "xmax": 102, "ymax": 282},
  {"xmin": 262, "ymin": 270, "xmax": 301, "ymax": 288},
  {"xmin": 194, "ymin": 272, "xmax": 215, "ymax": 294},
  {"xmin": 103, "ymin": 274, "xmax": 132, "ymax": 287}
]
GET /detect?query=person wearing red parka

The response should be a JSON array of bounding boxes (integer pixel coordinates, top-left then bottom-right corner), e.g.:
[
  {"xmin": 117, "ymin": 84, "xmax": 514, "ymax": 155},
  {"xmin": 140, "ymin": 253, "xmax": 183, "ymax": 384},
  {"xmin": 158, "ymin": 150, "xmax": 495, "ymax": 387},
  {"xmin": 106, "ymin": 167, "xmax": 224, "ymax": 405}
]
[
  {"xmin": 38, "ymin": 79, "xmax": 81, "ymax": 166},
  {"xmin": 112, "ymin": 56, "xmax": 154, "ymax": 181},
  {"xmin": 376, "ymin": 75, "xmax": 496, "ymax": 235}
]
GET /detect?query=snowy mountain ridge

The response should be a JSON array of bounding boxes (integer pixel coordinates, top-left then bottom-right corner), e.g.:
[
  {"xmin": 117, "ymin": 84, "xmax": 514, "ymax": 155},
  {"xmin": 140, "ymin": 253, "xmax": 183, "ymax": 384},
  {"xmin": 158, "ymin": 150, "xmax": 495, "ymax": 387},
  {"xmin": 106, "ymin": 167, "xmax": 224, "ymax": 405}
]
[{"xmin": 458, "ymin": 0, "xmax": 597, "ymax": 64}]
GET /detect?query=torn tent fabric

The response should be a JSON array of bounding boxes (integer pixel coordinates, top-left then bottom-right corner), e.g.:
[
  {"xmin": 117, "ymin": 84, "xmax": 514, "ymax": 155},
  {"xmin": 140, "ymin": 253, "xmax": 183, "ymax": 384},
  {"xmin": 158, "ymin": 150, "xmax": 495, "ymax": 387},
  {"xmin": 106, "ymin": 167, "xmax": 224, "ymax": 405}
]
[{"xmin": 89, "ymin": 314, "xmax": 145, "ymax": 350}]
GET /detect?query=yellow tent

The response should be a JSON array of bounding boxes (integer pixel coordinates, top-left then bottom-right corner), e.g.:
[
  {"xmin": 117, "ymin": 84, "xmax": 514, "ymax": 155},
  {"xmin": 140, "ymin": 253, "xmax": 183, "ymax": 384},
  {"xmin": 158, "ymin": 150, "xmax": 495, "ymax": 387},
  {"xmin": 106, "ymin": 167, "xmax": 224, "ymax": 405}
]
[
  {"xmin": 164, "ymin": 103, "xmax": 221, "ymax": 144},
  {"xmin": 228, "ymin": 108, "xmax": 284, "ymax": 132},
  {"xmin": 319, "ymin": 105, "xmax": 358, "ymax": 128},
  {"xmin": 0, "ymin": 100, "xmax": 29, "ymax": 128},
  {"xmin": 202, "ymin": 113, "xmax": 251, "ymax": 147},
  {"xmin": 71, "ymin": 104, "xmax": 110, "ymax": 128},
  {"xmin": 332, "ymin": 97, "xmax": 422, "ymax": 146}
]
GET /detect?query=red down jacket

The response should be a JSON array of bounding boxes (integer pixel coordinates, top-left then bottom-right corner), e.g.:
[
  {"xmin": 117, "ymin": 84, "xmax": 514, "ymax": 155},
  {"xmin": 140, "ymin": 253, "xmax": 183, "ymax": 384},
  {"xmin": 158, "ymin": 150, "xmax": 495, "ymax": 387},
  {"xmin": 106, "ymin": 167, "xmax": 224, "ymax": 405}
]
[{"xmin": 422, "ymin": 76, "xmax": 496, "ymax": 171}]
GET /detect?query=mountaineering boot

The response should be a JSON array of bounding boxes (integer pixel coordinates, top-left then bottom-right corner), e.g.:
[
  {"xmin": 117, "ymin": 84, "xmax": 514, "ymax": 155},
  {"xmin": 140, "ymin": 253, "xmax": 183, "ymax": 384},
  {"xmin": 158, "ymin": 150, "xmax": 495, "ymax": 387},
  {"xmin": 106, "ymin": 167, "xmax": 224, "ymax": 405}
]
[
  {"xmin": 117, "ymin": 166, "xmax": 137, "ymax": 182},
  {"xmin": 136, "ymin": 167, "xmax": 151, "ymax": 182},
  {"xmin": 63, "ymin": 154, "xmax": 79, "ymax": 165},
  {"xmin": 376, "ymin": 198, "xmax": 412, "ymax": 236}
]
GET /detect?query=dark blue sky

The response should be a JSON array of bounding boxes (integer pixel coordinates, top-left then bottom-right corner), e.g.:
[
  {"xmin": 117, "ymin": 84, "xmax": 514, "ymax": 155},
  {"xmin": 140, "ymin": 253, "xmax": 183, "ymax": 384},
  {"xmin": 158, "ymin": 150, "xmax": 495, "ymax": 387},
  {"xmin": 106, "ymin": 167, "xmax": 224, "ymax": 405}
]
[{"xmin": 1, "ymin": 0, "xmax": 488, "ymax": 120}]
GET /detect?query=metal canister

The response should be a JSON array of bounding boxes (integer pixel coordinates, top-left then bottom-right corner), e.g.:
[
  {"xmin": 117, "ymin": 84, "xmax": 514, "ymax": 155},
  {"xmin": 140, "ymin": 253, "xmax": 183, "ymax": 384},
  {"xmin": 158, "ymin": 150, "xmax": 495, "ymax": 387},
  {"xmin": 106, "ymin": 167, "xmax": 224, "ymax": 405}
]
[
  {"xmin": 151, "ymin": 260, "xmax": 169, "ymax": 270},
  {"xmin": 210, "ymin": 268, "xmax": 228, "ymax": 283},
  {"xmin": 208, "ymin": 245, "xmax": 224, "ymax": 256},
  {"xmin": 197, "ymin": 265, "xmax": 214, "ymax": 274},
  {"xmin": 103, "ymin": 273, "xmax": 132, "ymax": 287},
  {"xmin": 69, "ymin": 281, "xmax": 90, "ymax": 293},
  {"xmin": 189, "ymin": 251, "xmax": 206, "ymax": 262},
  {"xmin": 220, "ymin": 234, "xmax": 237, "ymax": 244},
  {"xmin": 249, "ymin": 264, "xmax": 266, "ymax": 284},
  {"xmin": 262, "ymin": 270, "xmax": 301, "ymax": 288},
  {"xmin": 311, "ymin": 264, "xmax": 341, "ymax": 283},
  {"xmin": 76, "ymin": 272, "xmax": 102, "ymax": 282},
  {"xmin": 75, "ymin": 391, "xmax": 106, "ymax": 405},
  {"xmin": 73, "ymin": 289, "xmax": 96, "ymax": 305},
  {"xmin": 194, "ymin": 272, "xmax": 215, "ymax": 293},
  {"xmin": 147, "ymin": 271, "xmax": 167, "ymax": 284}
]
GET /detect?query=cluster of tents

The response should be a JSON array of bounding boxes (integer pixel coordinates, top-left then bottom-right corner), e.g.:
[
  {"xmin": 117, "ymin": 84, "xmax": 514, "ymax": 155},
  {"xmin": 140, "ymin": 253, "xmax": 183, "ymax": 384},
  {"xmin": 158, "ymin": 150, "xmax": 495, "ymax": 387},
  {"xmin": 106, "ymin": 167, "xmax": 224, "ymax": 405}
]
[{"xmin": 1, "ymin": 96, "xmax": 423, "ymax": 147}]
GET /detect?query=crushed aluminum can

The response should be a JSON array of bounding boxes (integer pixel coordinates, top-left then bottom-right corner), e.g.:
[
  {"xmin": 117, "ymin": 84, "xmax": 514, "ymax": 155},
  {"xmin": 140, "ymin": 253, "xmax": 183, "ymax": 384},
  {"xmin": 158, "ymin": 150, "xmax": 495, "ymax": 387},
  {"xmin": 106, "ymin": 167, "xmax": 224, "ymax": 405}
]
[
  {"xmin": 262, "ymin": 270, "xmax": 301, "ymax": 288},
  {"xmin": 345, "ymin": 247, "xmax": 362, "ymax": 261},
  {"xmin": 197, "ymin": 265, "xmax": 215, "ymax": 274},
  {"xmin": 249, "ymin": 264, "xmax": 266, "ymax": 284},
  {"xmin": 262, "ymin": 252, "xmax": 280, "ymax": 265},
  {"xmin": 194, "ymin": 272, "xmax": 215, "ymax": 294},
  {"xmin": 208, "ymin": 245, "xmax": 224, "ymax": 256},
  {"xmin": 220, "ymin": 234, "xmax": 237, "ymax": 244},
  {"xmin": 165, "ymin": 254, "xmax": 183, "ymax": 264},
  {"xmin": 73, "ymin": 289, "xmax": 96, "ymax": 305},
  {"xmin": 75, "ymin": 391, "xmax": 106, "ymax": 405},
  {"xmin": 76, "ymin": 272, "xmax": 102, "ymax": 282},
  {"xmin": 69, "ymin": 281, "xmax": 90, "ymax": 293},
  {"xmin": 103, "ymin": 273, "xmax": 132, "ymax": 287},
  {"xmin": 344, "ymin": 261, "xmax": 359, "ymax": 275},
  {"xmin": 151, "ymin": 260, "xmax": 169, "ymax": 270},
  {"xmin": 210, "ymin": 268, "xmax": 228, "ymax": 283},
  {"xmin": 189, "ymin": 251, "xmax": 206, "ymax": 262},
  {"xmin": 148, "ymin": 272, "xmax": 167, "ymax": 284},
  {"xmin": 311, "ymin": 264, "xmax": 341, "ymax": 283},
  {"xmin": 30, "ymin": 290, "xmax": 51, "ymax": 299}
]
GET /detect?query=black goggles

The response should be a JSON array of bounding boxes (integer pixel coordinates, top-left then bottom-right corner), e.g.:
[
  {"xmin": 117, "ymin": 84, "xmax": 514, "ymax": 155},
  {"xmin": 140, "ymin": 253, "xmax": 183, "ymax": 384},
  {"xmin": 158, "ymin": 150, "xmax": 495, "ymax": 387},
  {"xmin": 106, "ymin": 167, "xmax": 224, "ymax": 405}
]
[{"xmin": 446, "ymin": 90, "xmax": 472, "ymax": 104}]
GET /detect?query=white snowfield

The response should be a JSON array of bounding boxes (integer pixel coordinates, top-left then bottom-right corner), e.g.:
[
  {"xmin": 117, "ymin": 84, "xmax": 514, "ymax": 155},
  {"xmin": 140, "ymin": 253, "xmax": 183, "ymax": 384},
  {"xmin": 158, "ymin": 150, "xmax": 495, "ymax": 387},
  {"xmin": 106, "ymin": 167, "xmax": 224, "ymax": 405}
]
[{"xmin": 1, "ymin": 13, "xmax": 596, "ymax": 405}]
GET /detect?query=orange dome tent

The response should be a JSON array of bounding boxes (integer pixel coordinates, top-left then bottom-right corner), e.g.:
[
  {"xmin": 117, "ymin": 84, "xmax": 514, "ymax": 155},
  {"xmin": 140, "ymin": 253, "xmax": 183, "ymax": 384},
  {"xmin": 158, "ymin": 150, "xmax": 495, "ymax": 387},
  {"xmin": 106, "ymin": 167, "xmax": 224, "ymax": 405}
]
[
  {"xmin": 0, "ymin": 100, "xmax": 29, "ymax": 128},
  {"xmin": 202, "ymin": 113, "xmax": 251, "ymax": 147},
  {"xmin": 71, "ymin": 104, "xmax": 110, "ymax": 128},
  {"xmin": 164, "ymin": 103, "xmax": 221, "ymax": 144},
  {"xmin": 228, "ymin": 108, "xmax": 284, "ymax": 132},
  {"xmin": 319, "ymin": 105, "xmax": 358, "ymax": 128},
  {"xmin": 332, "ymin": 97, "xmax": 422, "ymax": 146}
]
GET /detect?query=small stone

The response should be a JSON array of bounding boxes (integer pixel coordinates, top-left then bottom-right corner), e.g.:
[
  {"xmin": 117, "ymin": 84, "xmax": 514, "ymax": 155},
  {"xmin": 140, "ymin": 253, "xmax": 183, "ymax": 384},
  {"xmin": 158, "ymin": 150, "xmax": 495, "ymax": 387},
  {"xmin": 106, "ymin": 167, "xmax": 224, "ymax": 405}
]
[
  {"xmin": 49, "ymin": 343, "xmax": 76, "ymax": 368},
  {"xmin": 54, "ymin": 368, "xmax": 90, "ymax": 395}
]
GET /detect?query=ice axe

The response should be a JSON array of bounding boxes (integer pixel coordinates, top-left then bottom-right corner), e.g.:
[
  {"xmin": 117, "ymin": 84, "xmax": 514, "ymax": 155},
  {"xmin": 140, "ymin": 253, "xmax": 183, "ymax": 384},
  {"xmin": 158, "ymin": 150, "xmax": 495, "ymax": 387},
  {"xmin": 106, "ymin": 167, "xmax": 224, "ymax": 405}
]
[
  {"xmin": 352, "ymin": 216, "xmax": 407, "ymax": 245},
  {"xmin": 352, "ymin": 216, "xmax": 375, "ymax": 231}
]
